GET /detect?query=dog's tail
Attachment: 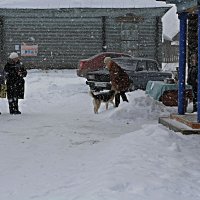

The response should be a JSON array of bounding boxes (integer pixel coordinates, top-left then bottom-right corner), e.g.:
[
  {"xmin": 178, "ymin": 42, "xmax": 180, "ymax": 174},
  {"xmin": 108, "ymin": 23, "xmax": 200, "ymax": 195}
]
[{"xmin": 89, "ymin": 90, "xmax": 96, "ymax": 98}]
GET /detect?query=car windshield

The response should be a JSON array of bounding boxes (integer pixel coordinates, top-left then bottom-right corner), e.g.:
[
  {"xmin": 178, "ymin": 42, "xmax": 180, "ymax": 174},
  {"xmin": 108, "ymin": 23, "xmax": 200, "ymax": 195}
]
[
  {"xmin": 113, "ymin": 59, "xmax": 137, "ymax": 71},
  {"xmin": 147, "ymin": 61, "xmax": 159, "ymax": 71}
]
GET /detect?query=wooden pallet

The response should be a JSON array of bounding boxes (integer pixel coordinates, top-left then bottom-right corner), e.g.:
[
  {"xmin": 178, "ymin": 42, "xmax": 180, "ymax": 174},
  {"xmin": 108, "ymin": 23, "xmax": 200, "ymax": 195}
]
[{"xmin": 170, "ymin": 113, "xmax": 200, "ymax": 129}]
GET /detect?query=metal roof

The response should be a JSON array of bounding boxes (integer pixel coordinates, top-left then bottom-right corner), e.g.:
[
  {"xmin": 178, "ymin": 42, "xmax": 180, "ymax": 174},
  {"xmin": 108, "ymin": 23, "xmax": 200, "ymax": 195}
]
[{"xmin": 0, "ymin": 0, "xmax": 169, "ymax": 9}]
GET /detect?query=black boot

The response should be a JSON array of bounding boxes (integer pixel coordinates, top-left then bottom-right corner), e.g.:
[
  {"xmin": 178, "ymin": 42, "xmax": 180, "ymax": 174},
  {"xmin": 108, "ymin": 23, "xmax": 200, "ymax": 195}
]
[
  {"xmin": 120, "ymin": 92, "xmax": 129, "ymax": 102},
  {"xmin": 14, "ymin": 99, "xmax": 21, "ymax": 114},
  {"xmin": 8, "ymin": 98, "xmax": 21, "ymax": 114},
  {"xmin": 8, "ymin": 99, "xmax": 15, "ymax": 114},
  {"xmin": 115, "ymin": 93, "xmax": 120, "ymax": 107},
  {"xmin": 193, "ymin": 103, "xmax": 197, "ymax": 113}
]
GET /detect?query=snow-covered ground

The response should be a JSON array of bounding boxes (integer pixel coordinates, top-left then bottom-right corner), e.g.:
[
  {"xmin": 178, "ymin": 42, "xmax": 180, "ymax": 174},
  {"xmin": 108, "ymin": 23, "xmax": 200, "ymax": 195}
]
[{"xmin": 0, "ymin": 69, "xmax": 200, "ymax": 200}]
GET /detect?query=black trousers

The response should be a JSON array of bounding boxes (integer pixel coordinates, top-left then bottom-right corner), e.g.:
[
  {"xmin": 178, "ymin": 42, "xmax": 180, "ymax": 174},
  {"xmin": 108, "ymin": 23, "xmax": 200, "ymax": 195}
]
[
  {"xmin": 8, "ymin": 98, "xmax": 19, "ymax": 114},
  {"xmin": 115, "ymin": 91, "xmax": 128, "ymax": 107}
]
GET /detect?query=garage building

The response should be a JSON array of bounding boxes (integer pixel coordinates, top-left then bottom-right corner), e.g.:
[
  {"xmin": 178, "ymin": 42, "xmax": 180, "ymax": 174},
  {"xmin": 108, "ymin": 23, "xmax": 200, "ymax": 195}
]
[{"xmin": 0, "ymin": 2, "xmax": 170, "ymax": 69}]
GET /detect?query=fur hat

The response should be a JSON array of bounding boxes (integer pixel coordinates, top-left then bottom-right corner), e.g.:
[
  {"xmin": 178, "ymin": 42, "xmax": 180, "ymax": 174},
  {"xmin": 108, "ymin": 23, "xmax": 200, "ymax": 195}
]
[
  {"xmin": 9, "ymin": 52, "xmax": 19, "ymax": 59},
  {"xmin": 104, "ymin": 57, "xmax": 112, "ymax": 64}
]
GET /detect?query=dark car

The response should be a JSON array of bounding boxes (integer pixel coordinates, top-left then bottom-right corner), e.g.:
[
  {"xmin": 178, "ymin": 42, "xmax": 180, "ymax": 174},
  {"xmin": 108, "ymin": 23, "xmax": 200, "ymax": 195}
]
[
  {"xmin": 86, "ymin": 57, "xmax": 172, "ymax": 91},
  {"xmin": 76, "ymin": 52, "xmax": 131, "ymax": 77}
]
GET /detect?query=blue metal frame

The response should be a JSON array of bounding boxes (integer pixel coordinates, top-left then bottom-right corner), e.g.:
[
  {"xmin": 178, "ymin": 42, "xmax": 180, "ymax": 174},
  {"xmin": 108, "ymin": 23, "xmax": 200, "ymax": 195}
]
[
  {"xmin": 157, "ymin": 1, "xmax": 200, "ymax": 123},
  {"xmin": 178, "ymin": 12, "xmax": 187, "ymax": 115},
  {"xmin": 197, "ymin": 8, "xmax": 200, "ymax": 122}
]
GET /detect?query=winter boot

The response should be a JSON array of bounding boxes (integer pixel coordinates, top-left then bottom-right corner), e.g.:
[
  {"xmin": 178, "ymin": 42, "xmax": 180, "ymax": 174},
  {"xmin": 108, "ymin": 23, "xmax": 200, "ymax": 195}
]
[
  {"xmin": 8, "ymin": 99, "xmax": 15, "ymax": 114},
  {"xmin": 120, "ymin": 92, "xmax": 129, "ymax": 102},
  {"xmin": 193, "ymin": 103, "xmax": 197, "ymax": 113},
  {"xmin": 8, "ymin": 99, "xmax": 21, "ymax": 114},
  {"xmin": 14, "ymin": 99, "xmax": 21, "ymax": 114},
  {"xmin": 115, "ymin": 93, "xmax": 120, "ymax": 107}
]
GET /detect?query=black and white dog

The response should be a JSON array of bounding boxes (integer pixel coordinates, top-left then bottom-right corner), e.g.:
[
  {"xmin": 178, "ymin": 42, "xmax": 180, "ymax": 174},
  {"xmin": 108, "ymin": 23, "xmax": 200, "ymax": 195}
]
[{"xmin": 89, "ymin": 90, "xmax": 116, "ymax": 114}]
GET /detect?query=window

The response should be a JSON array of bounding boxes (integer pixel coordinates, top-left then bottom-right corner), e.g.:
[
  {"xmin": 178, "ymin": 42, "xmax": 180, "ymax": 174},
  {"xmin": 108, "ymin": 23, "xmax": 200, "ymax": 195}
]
[{"xmin": 114, "ymin": 59, "xmax": 137, "ymax": 71}]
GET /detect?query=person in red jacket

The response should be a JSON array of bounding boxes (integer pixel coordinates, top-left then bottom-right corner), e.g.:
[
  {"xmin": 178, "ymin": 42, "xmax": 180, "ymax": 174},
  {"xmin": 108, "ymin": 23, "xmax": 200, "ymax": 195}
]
[{"xmin": 104, "ymin": 57, "xmax": 130, "ymax": 107}]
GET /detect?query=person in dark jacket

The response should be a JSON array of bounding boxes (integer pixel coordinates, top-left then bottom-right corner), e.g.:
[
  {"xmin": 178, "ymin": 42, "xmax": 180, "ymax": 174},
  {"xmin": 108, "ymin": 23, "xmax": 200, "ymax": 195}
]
[
  {"xmin": 188, "ymin": 54, "xmax": 198, "ymax": 112},
  {"xmin": 4, "ymin": 52, "xmax": 27, "ymax": 114},
  {"xmin": 104, "ymin": 57, "xmax": 130, "ymax": 107}
]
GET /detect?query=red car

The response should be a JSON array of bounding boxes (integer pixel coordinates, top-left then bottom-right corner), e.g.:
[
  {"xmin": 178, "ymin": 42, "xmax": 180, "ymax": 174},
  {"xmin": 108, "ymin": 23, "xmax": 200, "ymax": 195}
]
[{"xmin": 77, "ymin": 52, "xmax": 131, "ymax": 77}]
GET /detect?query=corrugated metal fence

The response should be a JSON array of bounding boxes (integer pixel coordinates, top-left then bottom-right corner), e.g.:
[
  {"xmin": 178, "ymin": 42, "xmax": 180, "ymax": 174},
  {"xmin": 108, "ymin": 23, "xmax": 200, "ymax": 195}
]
[{"xmin": 162, "ymin": 43, "xmax": 179, "ymax": 63}]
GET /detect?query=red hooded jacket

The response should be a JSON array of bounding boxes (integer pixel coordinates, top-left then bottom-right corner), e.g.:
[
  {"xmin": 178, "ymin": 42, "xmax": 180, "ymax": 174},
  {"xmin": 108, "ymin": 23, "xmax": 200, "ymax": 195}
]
[{"xmin": 108, "ymin": 61, "xmax": 130, "ymax": 92}]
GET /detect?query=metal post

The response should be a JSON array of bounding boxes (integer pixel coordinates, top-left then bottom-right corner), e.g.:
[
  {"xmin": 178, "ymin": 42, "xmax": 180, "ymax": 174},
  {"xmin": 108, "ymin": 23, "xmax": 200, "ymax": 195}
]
[
  {"xmin": 178, "ymin": 12, "xmax": 187, "ymax": 115},
  {"xmin": 102, "ymin": 16, "xmax": 106, "ymax": 52},
  {"xmin": 197, "ymin": 8, "xmax": 200, "ymax": 122}
]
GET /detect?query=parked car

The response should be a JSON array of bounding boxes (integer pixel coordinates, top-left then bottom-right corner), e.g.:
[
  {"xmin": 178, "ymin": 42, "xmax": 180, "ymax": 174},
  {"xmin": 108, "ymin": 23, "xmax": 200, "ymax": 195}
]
[
  {"xmin": 76, "ymin": 52, "xmax": 131, "ymax": 77},
  {"xmin": 86, "ymin": 57, "xmax": 172, "ymax": 91}
]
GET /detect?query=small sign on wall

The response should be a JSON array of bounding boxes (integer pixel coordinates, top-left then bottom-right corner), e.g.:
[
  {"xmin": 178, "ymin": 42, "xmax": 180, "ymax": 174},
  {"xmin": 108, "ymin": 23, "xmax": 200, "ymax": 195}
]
[
  {"xmin": 15, "ymin": 45, "xmax": 20, "ymax": 51},
  {"xmin": 21, "ymin": 44, "xmax": 38, "ymax": 56}
]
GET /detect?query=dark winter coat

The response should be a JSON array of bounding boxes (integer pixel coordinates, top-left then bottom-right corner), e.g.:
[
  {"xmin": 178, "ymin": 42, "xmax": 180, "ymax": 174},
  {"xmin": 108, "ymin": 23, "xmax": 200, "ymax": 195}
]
[
  {"xmin": 108, "ymin": 61, "xmax": 130, "ymax": 92},
  {"xmin": 4, "ymin": 59, "xmax": 27, "ymax": 99}
]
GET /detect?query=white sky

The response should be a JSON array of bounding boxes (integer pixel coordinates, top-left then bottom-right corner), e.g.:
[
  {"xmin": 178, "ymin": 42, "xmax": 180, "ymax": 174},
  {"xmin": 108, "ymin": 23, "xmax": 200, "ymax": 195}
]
[{"xmin": 0, "ymin": 68, "xmax": 200, "ymax": 200}]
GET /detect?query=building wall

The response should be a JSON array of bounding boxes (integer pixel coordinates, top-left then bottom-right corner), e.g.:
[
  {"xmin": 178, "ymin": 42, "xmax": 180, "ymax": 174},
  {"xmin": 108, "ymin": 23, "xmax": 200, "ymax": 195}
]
[{"xmin": 0, "ymin": 7, "xmax": 169, "ymax": 69}]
